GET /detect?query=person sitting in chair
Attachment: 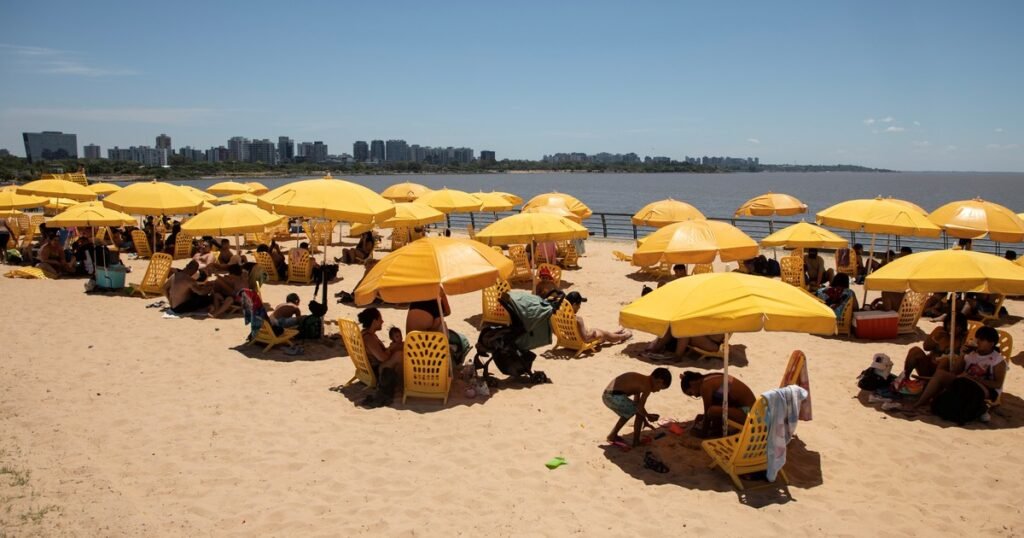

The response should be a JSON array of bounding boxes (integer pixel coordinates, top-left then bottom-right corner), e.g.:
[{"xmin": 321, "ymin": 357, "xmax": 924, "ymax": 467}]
[
  {"xmin": 566, "ymin": 291, "xmax": 632, "ymax": 345},
  {"xmin": 896, "ymin": 314, "xmax": 968, "ymax": 383},
  {"xmin": 360, "ymin": 307, "xmax": 403, "ymax": 377},
  {"xmin": 339, "ymin": 231, "xmax": 376, "ymax": 265},
  {"xmin": 36, "ymin": 236, "xmax": 76, "ymax": 277},
  {"xmin": 270, "ymin": 292, "xmax": 304, "ymax": 328},
  {"xmin": 816, "ymin": 272, "xmax": 856, "ymax": 317},
  {"xmin": 804, "ymin": 248, "xmax": 834, "ymax": 289}
]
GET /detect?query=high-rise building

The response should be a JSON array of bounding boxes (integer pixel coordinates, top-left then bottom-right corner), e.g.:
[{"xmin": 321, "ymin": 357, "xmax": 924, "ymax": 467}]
[
  {"xmin": 84, "ymin": 144, "xmax": 102, "ymax": 159},
  {"xmin": 385, "ymin": 139, "xmax": 409, "ymax": 162},
  {"xmin": 479, "ymin": 150, "xmax": 496, "ymax": 164},
  {"xmin": 206, "ymin": 146, "xmax": 229, "ymax": 163},
  {"xmin": 309, "ymin": 141, "xmax": 328, "ymax": 163},
  {"xmin": 107, "ymin": 146, "xmax": 167, "ymax": 166},
  {"xmin": 22, "ymin": 131, "xmax": 78, "ymax": 163},
  {"xmin": 155, "ymin": 133, "xmax": 172, "ymax": 151},
  {"xmin": 247, "ymin": 139, "xmax": 277, "ymax": 164},
  {"xmin": 177, "ymin": 146, "xmax": 205, "ymax": 162},
  {"xmin": 277, "ymin": 136, "xmax": 294, "ymax": 163},
  {"xmin": 227, "ymin": 136, "xmax": 249, "ymax": 162},
  {"xmin": 353, "ymin": 141, "xmax": 369, "ymax": 162},
  {"xmin": 452, "ymin": 147, "xmax": 474, "ymax": 164},
  {"xmin": 369, "ymin": 140, "xmax": 385, "ymax": 162}
]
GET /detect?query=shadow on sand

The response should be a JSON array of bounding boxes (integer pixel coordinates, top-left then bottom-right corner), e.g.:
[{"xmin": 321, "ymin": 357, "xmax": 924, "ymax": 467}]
[{"xmin": 854, "ymin": 389, "xmax": 1024, "ymax": 430}]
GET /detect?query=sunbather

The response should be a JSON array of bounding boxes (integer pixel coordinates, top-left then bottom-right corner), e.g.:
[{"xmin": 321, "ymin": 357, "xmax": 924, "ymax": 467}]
[
  {"xmin": 603, "ymin": 368, "xmax": 671, "ymax": 446},
  {"xmin": 339, "ymin": 231, "xmax": 375, "ymax": 265},
  {"xmin": 910, "ymin": 326, "xmax": 1006, "ymax": 415},
  {"xmin": 164, "ymin": 260, "xmax": 217, "ymax": 314},
  {"xmin": 680, "ymin": 370, "xmax": 756, "ymax": 436},
  {"xmin": 566, "ymin": 291, "xmax": 632, "ymax": 345},
  {"xmin": 896, "ymin": 314, "xmax": 968, "ymax": 381}
]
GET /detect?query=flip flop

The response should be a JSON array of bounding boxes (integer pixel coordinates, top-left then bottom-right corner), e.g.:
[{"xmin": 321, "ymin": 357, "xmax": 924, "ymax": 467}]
[
  {"xmin": 644, "ymin": 451, "xmax": 669, "ymax": 474},
  {"xmin": 545, "ymin": 456, "xmax": 568, "ymax": 470}
]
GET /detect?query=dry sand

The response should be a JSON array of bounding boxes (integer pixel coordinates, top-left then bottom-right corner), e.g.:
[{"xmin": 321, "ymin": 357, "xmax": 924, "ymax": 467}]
[{"xmin": 2, "ymin": 235, "xmax": 1023, "ymax": 536}]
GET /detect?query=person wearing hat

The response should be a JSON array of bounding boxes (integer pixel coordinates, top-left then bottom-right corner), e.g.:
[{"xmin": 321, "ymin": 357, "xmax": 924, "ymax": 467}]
[{"xmin": 565, "ymin": 291, "xmax": 633, "ymax": 346}]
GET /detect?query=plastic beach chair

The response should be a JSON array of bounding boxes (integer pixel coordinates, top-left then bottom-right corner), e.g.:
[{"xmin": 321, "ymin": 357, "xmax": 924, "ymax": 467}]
[
  {"xmin": 480, "ymin": 279, "xmax": 512, "ymax": 328},
  {"xmin": 403, "ymin": 331, "xmax": 452, "ymax": 405},
  {"xmin": 701, "ymin": 396, "xmax": 787, "ymax": 490},
  {"xmin": 338, "ymin": 318, "xmax": 376, "ymax": 388},
  {"xmin": 129, "ymin": 253, "xmax": 172, "ymax": 298},
  {"xmin": 549, "ymin": 301, "xmax": 600, "ymax": 358}
]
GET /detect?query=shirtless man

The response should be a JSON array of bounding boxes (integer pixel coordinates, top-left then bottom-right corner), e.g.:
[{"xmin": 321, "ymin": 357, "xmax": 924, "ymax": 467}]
[
  {"xmin": 209, "ymin": 260, "xmax": 248, "ymax": 318},
  {"xmin": 164, "ymin": 260, "xmax": 217, "ymax": 314},
  {"xmin": 270, "ymin": 293, "xmax": 303, "ymax": 328},
  {"xmin": 192, "ymin": 241, "xmax": 217, "ymax": 276}
]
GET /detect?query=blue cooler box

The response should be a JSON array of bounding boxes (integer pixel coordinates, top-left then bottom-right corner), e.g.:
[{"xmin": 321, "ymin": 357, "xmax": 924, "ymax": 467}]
[{"xmin": 95, "ymin": 265, "xmax": 127, "ymax": 289}]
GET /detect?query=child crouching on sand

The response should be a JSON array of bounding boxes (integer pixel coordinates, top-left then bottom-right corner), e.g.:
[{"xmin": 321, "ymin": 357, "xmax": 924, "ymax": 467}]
[{"xmin": 603, "ymin": 368, "xmax": 671, "ymax": 446}]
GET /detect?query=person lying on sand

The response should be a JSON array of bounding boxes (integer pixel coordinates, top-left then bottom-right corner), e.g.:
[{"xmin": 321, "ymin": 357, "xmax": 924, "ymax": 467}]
[
  {"xmin": 908, "ymin": 326, "xmax": 1006, "ymax": 418},
  {"xmin": 680, "ymin": 371, "xmax": 756, "ymax": 436},
  {"xmin": 604, "ymin": 368, "xmax": 671, "ymax": 447},
  {"xmin": 566, "ymin": 291, "xmax": 632, "ymax": 345}
]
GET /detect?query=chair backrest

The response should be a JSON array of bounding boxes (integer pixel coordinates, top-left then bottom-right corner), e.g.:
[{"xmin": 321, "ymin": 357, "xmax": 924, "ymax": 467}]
[
  {"xmin": 141, "ymin": 253, "xmax": 173, "ymax": 289},
  {"xmin": 403, "ymin": 331, "xmax": 452, "ymax": 403},
  {"xmin": 836, "ymin": 293, "xmax": 855, "ymax": 336},
  {"xmin": 537, "ymin": 263, "xmax": 562, "ymax": 287},
  {"xmin": 288, "ymin": 251, "xmax": 313, "ymax": 283},
  {"xmin": 728, "ymin": 397, "xmax": 771, "ymax": 467},
  {"xmin": 780, "ymin": 256, "xmax": 804, "ymax": 288},
  {"xmin": 550, "ymin": 301, "xmax": 585, "ymax": 347},
  {"xmin": 508, "ymin": 245, "xmax": 532, "ymax": 281},
  {"xmin": 480, "ymin": 279, "xmax": 512, "ymax": 326},
  {"xmin": 338, "ymin": 318, "xmax": 377, "ymax": 388},
  {"xmin": 16, "ymin": 214, "xmax": 31, "ymax": 235},
  {"xmin": 253, "ymin": 251, "xmax": 280, "ymax": 281},
  {"xmin": 173, "ymin": 233, "xmax": 193, "ymax": 260},
  {"xmin": 998, "ymin": 330, "xmax": 1013, "ymax": 360},
  {"xmin": 780, "ymin": 350, "xmax": 806, "ymax": 387},
  {"xmin": 29, "ymin": 215, "xmax": 44, "ymax": 233},
  {"xmin": 131, "ymin": 229, "xmax": 153, "ymax": 258},
  {"xmin": 562, "ymin": 241, "xmax": 580, "ymax": 268},
  {"xmin": 897, "ymin": 291, "xmax": 928, "ymax": 335},
  {"xmin": 836, "ymin": 248, "xmax": 858, "ymax": 275},
  {"xmin": 391, "ymin": 227, "xmax": 409, "ymax": 250},
  {"xmin": 611, "ymin": 250, "xmax": 630, "ymax": 262},
  {"xmin": 692, "ymin": 263, "xmax": 713, "ymax": 275}
]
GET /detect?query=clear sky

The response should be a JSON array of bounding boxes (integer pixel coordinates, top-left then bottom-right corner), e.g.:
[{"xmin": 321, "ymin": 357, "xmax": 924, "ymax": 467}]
[{"xmin": 1, "ymin": 0, "xmax": 1021, "ymax": 171}]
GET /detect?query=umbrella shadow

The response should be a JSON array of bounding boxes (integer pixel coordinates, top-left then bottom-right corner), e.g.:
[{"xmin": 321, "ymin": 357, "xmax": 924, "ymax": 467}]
[
  {"xmin": 624, "ymin": 271, "xmax": 663, "ymax": 283},
  {"xmin": 987, "ymin": 314, "xmax": 1021, "ymax": 328},
  {"xmin": 854, "ymin": 389, "xmax": 1024, "ymax": 430},
  {"xmin": 1010, "ymin": 350, "xmax": 1024, "ymax": 368},
  {"xmin": 230, "ymin": 338, "xmax": 338, "ymax": 363},
  {"xmin": 619, "ymin": 342, "xmax": 751, "ymax": 369}
]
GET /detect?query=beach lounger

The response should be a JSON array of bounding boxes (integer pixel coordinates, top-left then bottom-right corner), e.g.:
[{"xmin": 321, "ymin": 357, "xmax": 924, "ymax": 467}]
[
  {"xmin": 780, "ymin": 255, "xmax": 804, "ymax": 288},
  {"xmin": 287, "ymin": 251, "xmax": 314, "ymax": 285},
  {"xmin": 129, "ymin": 253, "xmax": 173, "ymax": 298},
  {"xmin": 95, "ymin": 226, "xmax": 110, "ymax": 244},
  {"xmin": 507, "ymin": 245, "xmax": 533, "ymax": 283},
  {"xmin": 480, "ymin": 279, "xmax": 512, "ymax": 328},
  {"xmin": 253, "ymin": 251, "xmax": 281, "ymax": 283},
  {"xmin": 549, "ymin": 301, "xmax": 600, "ymax": 358},
  {"xmin": 338, "ymin": 318, "xmax": 376, "ymax": 388},
  {"xmin": 896, "ymin": 291, "xmax": 928, "ymax": 335},
  {"xmin": 131, "ymin": 229, "xmax": 153, "ymax": 259},
  {"xmin": 29, "ymin": 215, "xmax": 44, "ymax": 235},
  {"xmin": 173, "ymin": 233, "xmax": 193, "ymax": 260},
  {"xmin": 16, "ymin": 214, "xmax": 31, "ymax": 236},
  {"xmin": 702, "ymin": 396, "xmax": 786, "ymax": 490},
  {"xmin": 251, "ymin": 323, "xmax": 299, "ymax": 352},
  {"xmin": 611, "ymin": 250, "xmax": 632, "ymax": 263},
  {"xmin": 403, "ymin": 330, "xmax": 452, "ymax": 404},
  {"xmin": 536, "ymin": 263, "xmax": 562, "ymax": 287},
  {"xmin": 691, "ymin": 263, "xmax": 713, "ymax": 275},
  {"xmin": 979, "ymin": 294, "xmax": 1005, "ymax": 325}
]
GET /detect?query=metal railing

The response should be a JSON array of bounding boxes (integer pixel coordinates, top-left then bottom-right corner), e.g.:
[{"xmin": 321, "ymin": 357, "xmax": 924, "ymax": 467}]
[{"xmin": 439, "ymin": 211, "xmax": 1023, "ymax": 256}]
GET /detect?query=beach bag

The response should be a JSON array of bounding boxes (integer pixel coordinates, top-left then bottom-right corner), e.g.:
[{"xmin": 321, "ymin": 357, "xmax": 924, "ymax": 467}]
[
  {"xmin": 857, "ymin": 367, "xmax": 893, "ymax": 391},
  {"xmin": 931, "ymin": 377, "xmax": 987, "ymax": 425},
  {"xmin": 6, "ymin": 249, "xmax": 22, "ymax": 264},
  {"xmin": 297, "ymin": 315, "xmax": 323, "ymax": 339},
  {"xmin": 313, "ymin": 263, "xmax": 339, "ymax": 284}
]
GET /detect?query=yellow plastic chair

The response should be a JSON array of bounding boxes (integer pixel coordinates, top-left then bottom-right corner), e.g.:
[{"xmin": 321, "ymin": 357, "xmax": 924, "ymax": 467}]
[
  {"xmin": 173, "ymin": 233, "xmax": 193, "ymax": 260},
  {"xmin": 338, "ymin": 318, "xmax": 377, "ymax": 388},
  {"xmin": 836, "ymin": 295, "xmax": 856, "ymax": 337},
  {"xmin": 780, "ymin": 255, "xmax": 804, "ymax": 288},
  {"xmin": 287, "ymin": 251, "xmax": 314, "ymax": 284},
  {"xmin": 507, "ymin": 245, "xmax": 533, "ymax": 283},
  {"xmin": 4, "ymin": 267, "xmax": 49, "ymax": 279},
  {"xmin": 129, "ymin": 253, "xmax": 173, "ymax": 298},
  {"xmin": 391, "ymin": 226, "xmax": 410, "ymax": 251},
  {"xmin": 835, "ymin": 248, "xmax": 859, "ymax": 277},
  {"xmin": 611, "ymin": 250, "xmax": 632, "ymax": 263},
  {"xmin": 560, "ymin": 241, "xmax": 581, "ymax": 269},
  {"xmin": 549, "ymin": 301, "xmax": 600, "ymax": 358},
  {"xmin": 251, "ymin": 323, "xmax": 299, "ymax": 352},
  {"xmin": 16, "ymin": 214, "xmax": 31, "ymax": 236},
  {"xmin": 979, "ymin": 294, "xmax": 1005, "ymax": 325},
  {"xmin": 95, "ymin": 226, "xmax": 110, "ymax": 244},
  {"xmin": 691, "ymin": 263, "xmax": 713, "ymax": 275},
  {"xmin": 702, "ymin": 396, "xmax": 786, "ymax": 490},
  {"xmin": 403, "ymin": 331, "xmax": 452, "ymax": 404},
  {"xmin": 480, "ymin": 279, "xmax": 512, "ymax": 328},
  {"xmin": 253, "ymin": 251, "xmax": 281, "ymax": 283},
  {"xmin": 896, "ymin": 291, "xmax": 928, "ymax": 335},
  {"xmin": 131, "ymin": 229, "xmax": 153, "ymax": 259},
  {"xmin": 689, "ymin": 341, "xmax": 725, "ymax": 359},
  {"xmin": 29, "ymin": 215, "xmax": 44, "ymax": 235},
  {"xmin": 536, "ymin": 263, "xmax": 562, "ymax": 287}
]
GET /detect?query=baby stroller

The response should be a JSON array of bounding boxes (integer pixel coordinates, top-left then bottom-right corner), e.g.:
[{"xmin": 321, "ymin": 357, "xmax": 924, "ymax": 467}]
[{"xmin": 474, "ymin": 291, "xmax": 553, "ymax": 386}]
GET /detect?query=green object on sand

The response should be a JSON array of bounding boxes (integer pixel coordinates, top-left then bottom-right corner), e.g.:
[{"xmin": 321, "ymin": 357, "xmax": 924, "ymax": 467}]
[{"xmin": 545, "ymin": 456, "xmax": 568, "ymax": 470}]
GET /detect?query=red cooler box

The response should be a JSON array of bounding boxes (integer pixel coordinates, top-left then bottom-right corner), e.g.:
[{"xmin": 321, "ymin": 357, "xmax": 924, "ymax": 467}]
[{"xmin": 853, "ymin": 310, "xmax": 899, "ymax": 339}]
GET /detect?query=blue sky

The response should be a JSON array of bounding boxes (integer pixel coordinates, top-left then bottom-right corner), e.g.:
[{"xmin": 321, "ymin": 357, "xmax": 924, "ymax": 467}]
[{"xmin": 1, "ymin": 0, "xmax": 1021, "ymax": 171}]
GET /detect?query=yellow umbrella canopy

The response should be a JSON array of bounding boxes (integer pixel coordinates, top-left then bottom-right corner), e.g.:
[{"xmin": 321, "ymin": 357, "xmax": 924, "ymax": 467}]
[
  {"xmin": 1017, "ymin": 257, "xmax": 1024, "ymax": 268},
  {"xmin": 381, "ymin": 181, "xmax": 432, "ymax": 202},
  {"xmin": 380, "ymin": 202, "xmax": 445, "ymax": 228},
  {"xmin": 632, "ymin": 198, "xmax": 705, "ymax": 227},
  {"xmin": 865, "ymin": 250, "xmax": 1024, "ymax": 295},
  {"xmin": 927, "ymin": 198, "xmax": 1024, "ymax": 243},
  {"xmin": 0, "ymin": 209, "xmax": 25, "ymax": 218},
  {"xmin": 0, "ymin": 190, "xmax": 47, "ymax": 210},
  {"xmin": 354, "ymin": 237, "xmax": 514, "ymax": 305},
  {"xmin": 257, "ymin": 174, "xmax": 395, "ymax": 223},
  {"xmin": 523, "ymin": 192, "xmax": 592, "ymax": 219},
  {"xmin": 474, "ymin": 192, "xmax": 516, "ymax": 212},
  {"xmin": 735, "ymin": 192, "xmax": 807, "ymax": 217},
  {"xmin": 414, "ymin": 188, "xmax": 482, "ymax": 213},
  {"xmin": 491, "ymin": 191, "xmax": 523, "ymax": 205},
  {"xmin": 102, "ymin": 180, "xmax": 206, "ymax": 215},
  {"xmin": 206, "ymin": 180, "xmax": 253, "ymax": 195},
  {"xmin": 180, "ymin": 202, "xmax": 285, "ymax": 236},
  {"xmin": 475, "ymin": 212, "xmax": 589, "ymax": 246},
  {"xmin": 86, "ymin": 182, "xmax": 123, "ymax": 195},
  {"xmin": 47, "ymin": 204, "xmax": 136, "ymax": 227},
  {"xmin": 521, "ymin": 204, "xmax": 582, "ymax": 223},
  {"xmin": 631, "ymin": 219, "xmax": 759, "ymax": 266},
  {"xmin": 45, "ymin": 197, "xmax": 79, "ymax": 209},
  {"xmin": 179, "ymin": 185, "xmax": 218, "ymax": 202},
  {"xmin": 816, "ymin": 196, "xmax": 941, "ymax": 237},
  {"xmin": 18, "ymin": 178, "xmax": 97, "ymax": 202},
  {"xmin": 760, "ymin": 221, "xmax": 849, "ymax": 249},
  {"xmin": 245, "ymin": 181, "xmax": 269, "ymax": 195},
  {"xmin": 216, "ymin": 193, "xmax": 259, "ymax": 204}
]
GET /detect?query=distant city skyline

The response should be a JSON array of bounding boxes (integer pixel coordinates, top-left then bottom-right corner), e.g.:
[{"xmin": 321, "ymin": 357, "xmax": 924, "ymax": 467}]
[{"xmin": 1, "ymin": 1, "xmax": 1021, "ymax": 171}]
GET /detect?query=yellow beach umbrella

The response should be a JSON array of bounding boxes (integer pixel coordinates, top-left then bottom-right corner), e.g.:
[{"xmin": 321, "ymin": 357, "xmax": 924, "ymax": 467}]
[
  {"xmin": 927, "ymin": 198, "xmax": 1024, "ymax": 243},
  {"xmin": 631, "ymin": 219, "xmax": 759, "ymax": 266},
  {"xmin": 632, "ymin": 198, "xmax": 705, "ymax": 227},
  {"xmin": 179, "ymin": 185, "xmax": 218, "ymax": 202},
  {"xmin": 0, "ymin": 209, "xmax": 25, "ymax": 218},
  {"xmin": 45, "ymin": 197, "xmax": 79, "ymax": 210},
  {"xmin": 381, "ymin": 181, "xmax": 432, "ymax": 202},
  {"xmin": 735, "ymin": 192, "xmax": 807, "ymax": 217},
  {"xmin": 760, "ymin": 221, "xmax": 848, "ymax": 249},
  {"xmin": 48, "ymin": 204, "xmax": 136, "ymax": 227},
  {"xmin": 491, "ymin": 191, "xmax": 523, "ymax": 205},
  {"xmin": 87, "ymin": 182, "xmax": 123, "ymax": 195},
  {"xmin": 816, "ymin": 196, "xmax": 940, "ymax": 237},
  {"xmin": 257, "ymin": 174, "xmax": 395, "ymax": 223},
  {"xmin": 380, "ymin": 202, "xmax": 445, "ymax": 228},
  {"xmin": 103, "ymin": 181, "xmax": 205, "ymax": 215},
  {"xmin": 414, "ymin": 188, "xmax": 482, "ymax": 214},
  {"xmin": 620, "ymin": 272, "xmax": 836, "ymax": 435},
  {"xmin": 180, "ymin": 201, "xmax": 285, "ymax": 236},
  {"xmin": 18, "ymin": 178, "xmax": 97, "ymax": 202},
  {"xmin": 216, "ymin": 193, "xmax": 259, "ymax": 205},
  {"xmin": 475, "ymin": 212, "xmax": 589, "ymax": 245},
  {"xmin": 474, "ymin": 192, "xmax": 516, "ymax": 212},
  {"xmin": 245, "ymin": 181, "xmax": 269, "ymax": 195},
  {"xmin": 355, "ymin": 237, "xmax": 513, "ymax": 305},
  {"xmin": 1017, "ymin": 257, "xmax": 1024, "ymax": 268},
  {"xmin": 206, "ymin": 180, "xmax": 252, "ymax": 195},
  {"xmin": 522, "ymin": 204, "xmax": 583, "ymax": 223},
  {"xmin": 0, "ymin": 190, "xmax": 47, "ymax": 210},
  {"xmin": 523, "ymin": 192, "xmax": 592, "ymax": 219}
]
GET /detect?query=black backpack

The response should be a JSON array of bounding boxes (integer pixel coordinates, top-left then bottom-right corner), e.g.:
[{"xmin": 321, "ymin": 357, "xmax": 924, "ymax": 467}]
[
  {"xmin": 857, "ymin": 367, "xmax": 894, "ymax": 391},
  {"xmin": 931, "ymin": 377, "xmax": 987, "ymax": 425}
]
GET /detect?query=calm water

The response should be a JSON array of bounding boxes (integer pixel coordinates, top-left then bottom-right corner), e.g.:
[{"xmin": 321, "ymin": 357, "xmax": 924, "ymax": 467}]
[{"xmin": 169, "ymin": 171, "xmax": 1024, "ymax": 217}]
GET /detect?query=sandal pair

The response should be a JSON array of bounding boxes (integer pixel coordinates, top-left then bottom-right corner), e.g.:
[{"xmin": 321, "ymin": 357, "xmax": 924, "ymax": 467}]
[{"xmin": 644, "ymin": 451, "xmax": 669, "ymax": 474}]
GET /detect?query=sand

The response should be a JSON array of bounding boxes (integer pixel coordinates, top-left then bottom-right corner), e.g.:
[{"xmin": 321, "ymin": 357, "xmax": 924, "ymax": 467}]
[{"xmin": 2, "ymin": 236, "xmax": 1023, "ymax": 536}]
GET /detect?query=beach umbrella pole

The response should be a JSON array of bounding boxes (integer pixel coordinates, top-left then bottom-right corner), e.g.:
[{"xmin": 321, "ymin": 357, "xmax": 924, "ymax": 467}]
[
  {"xmin": 861, "ymin": 233, "xmax": 877, "ymax": 306},
  {"xmin": 721, "ymin": 333, "xmax": 731, "ymax": 438},
  {"xmin": 949, "ymin": 294, "xmax": 957, "ymax": 369}
]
